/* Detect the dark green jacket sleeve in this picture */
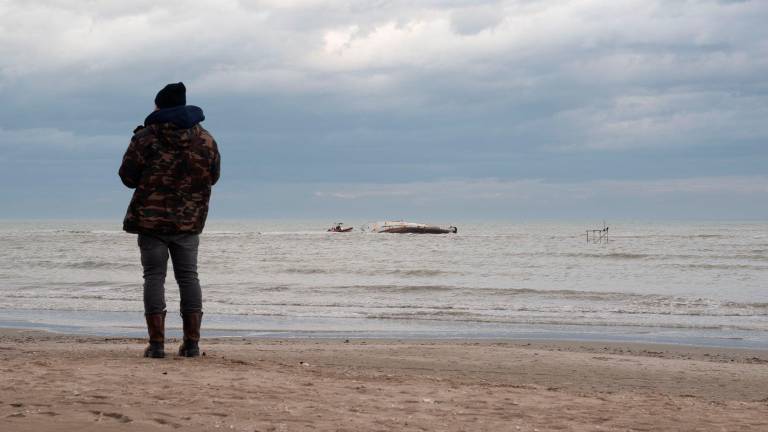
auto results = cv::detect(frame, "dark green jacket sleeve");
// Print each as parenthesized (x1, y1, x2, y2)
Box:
(210, 138, 221, 186)
(118, 131, 146, 189)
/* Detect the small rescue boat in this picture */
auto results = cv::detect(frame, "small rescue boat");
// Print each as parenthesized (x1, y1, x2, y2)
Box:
(328, 223, 353, 232)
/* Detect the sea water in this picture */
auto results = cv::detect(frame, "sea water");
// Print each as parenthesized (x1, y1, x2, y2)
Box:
(0, 220, 766, 347)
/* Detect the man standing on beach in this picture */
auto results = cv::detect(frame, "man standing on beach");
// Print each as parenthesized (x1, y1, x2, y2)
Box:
(119, 82, 220, 359)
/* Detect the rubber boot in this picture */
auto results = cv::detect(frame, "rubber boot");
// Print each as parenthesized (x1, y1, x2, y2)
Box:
(144, 312, 166, 358)
(178, 311, 202, 357)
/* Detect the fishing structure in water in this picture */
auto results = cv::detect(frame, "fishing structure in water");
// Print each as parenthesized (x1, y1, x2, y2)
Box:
(586, 222, 609, 244)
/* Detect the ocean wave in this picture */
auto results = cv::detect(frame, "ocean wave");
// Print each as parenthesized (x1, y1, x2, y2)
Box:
(283, 267, 333, 275)
(557, 252, 653, 260)
(52, 230, 93, 234)
(259, 285, 291, 292)
(259, 231, 331, 236)
(501, 251, 767, 261)
(602, 234, 727, 240)
(0, 305, 144, 314)
(5, 293, 107, 300)
(385, 269, 459, 277)
(361, 313, 768, 332)
(722, 301, 768, 309)
(338, 284, 458, 293)
(65, 260, 137, 270)
(279, 268, 462, 277)
(365, 310, 474, 319)
(23, 260, 138, 270)
(726, 254, 768, 261)
(209, 299, 464, 311)
(669, 263, 768, 271)
(38, 229, 124, 235)
(205, 231, 261, 237)
(204, 287, 768, 318)
(311, 285, 768, 311)
(339, 286, 625, 299)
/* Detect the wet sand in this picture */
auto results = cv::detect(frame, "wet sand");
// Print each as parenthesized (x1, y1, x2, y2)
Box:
(1, 329, 768, 431)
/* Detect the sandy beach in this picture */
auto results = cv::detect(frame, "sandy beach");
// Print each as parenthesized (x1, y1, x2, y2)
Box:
(1, 330, 767, 431)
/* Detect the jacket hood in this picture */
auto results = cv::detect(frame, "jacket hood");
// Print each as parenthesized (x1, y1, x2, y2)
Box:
(144, 105, 205, 129)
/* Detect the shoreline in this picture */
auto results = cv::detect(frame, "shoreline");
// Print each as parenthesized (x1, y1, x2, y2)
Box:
(2, 308, 768, 350)
(2, 329, 768, 431)
(4, 327, 768, 364)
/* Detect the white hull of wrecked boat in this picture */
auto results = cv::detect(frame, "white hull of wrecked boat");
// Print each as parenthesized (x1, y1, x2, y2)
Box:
(368, 221, 457, 234)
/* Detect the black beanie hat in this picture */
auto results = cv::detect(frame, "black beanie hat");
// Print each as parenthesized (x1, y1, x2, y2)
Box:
(154, 82, 186, 109)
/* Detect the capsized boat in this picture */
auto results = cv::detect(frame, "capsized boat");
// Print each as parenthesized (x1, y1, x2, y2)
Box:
(368, 221, 457, 234)
(327, 223, 353, 232)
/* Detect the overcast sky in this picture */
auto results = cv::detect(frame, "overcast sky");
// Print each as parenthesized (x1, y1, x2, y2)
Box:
(1, 0, 766, 221)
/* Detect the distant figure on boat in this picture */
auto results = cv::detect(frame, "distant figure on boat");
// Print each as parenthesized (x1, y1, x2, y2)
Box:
(328, 223, 353, 232)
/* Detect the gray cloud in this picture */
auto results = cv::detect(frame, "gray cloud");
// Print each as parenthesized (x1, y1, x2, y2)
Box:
(312, 176, 768, 204)
(0, 0, 766, 218)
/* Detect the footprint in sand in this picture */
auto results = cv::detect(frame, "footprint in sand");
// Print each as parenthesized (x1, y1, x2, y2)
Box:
(154, 417, 183, 428)
(91, 410, 132, 423)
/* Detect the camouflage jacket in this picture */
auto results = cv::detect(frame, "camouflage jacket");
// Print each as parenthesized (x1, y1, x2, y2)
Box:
(119, 105, 220, 234)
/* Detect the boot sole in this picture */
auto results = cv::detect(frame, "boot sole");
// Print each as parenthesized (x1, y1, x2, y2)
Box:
(178, 349, 200, 358)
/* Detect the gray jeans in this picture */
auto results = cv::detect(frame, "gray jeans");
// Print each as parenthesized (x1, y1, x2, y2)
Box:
(138, 233, 202, 315)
